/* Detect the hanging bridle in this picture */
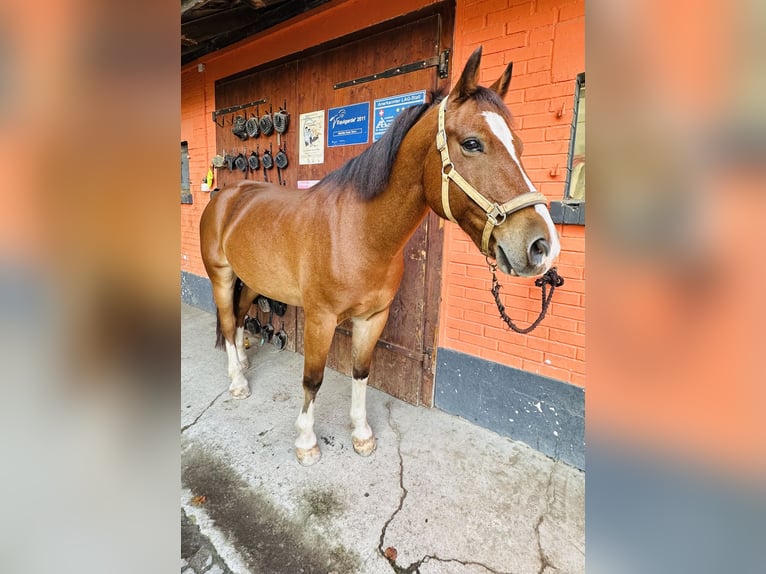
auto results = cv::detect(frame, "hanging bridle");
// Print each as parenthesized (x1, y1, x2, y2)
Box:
(435, 96, 549, 256)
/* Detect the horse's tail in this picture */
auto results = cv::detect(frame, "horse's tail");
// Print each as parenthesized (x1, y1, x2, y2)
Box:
(215, 277, 244, 349)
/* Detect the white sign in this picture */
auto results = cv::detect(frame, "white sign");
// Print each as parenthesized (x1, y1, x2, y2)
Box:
(299, 110, 325, 165)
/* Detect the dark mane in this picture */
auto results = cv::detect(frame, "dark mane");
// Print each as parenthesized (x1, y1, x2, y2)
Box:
(317, 92, 442, 200)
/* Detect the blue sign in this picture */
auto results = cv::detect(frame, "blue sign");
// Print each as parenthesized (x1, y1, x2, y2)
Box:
(373, 90, 427, 142)
(327, 102, 370, 147)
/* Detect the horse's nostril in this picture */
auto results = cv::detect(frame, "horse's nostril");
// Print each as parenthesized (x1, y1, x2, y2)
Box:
(529, 237, 549, 265)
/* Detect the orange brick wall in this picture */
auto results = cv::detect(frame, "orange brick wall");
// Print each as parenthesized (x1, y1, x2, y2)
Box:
(439, 0, 585, 386)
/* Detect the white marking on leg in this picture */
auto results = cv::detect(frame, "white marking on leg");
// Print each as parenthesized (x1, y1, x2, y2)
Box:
(350, 377, 373, 441)
(295, 400, 317, 450)
(235, 326, 249, 368)
(225, 339, 241, 378)
(226, 339, 250, 398)
(235, 326, 246, 359)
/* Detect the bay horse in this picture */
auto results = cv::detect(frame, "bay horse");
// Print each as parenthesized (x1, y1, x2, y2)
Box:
(199, 47, 560, 465)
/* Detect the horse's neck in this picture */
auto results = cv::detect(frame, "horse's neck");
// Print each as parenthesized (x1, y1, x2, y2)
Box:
(365, 115, 436, 259)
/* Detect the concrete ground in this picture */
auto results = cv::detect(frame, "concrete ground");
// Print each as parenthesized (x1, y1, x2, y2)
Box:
(181, 303, 584, 574)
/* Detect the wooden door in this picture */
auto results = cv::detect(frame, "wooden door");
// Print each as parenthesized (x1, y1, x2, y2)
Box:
(213, 4, 453, 405)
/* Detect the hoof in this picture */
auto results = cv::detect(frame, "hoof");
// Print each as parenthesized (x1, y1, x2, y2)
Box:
(228, 382, 251, 399)
(352, 435, 376, 457)
(296, 445, 321, 466)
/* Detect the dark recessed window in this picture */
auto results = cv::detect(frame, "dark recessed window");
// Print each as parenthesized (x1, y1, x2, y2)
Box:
(550, 73, 585, 225)
(181, 141, 192, 204)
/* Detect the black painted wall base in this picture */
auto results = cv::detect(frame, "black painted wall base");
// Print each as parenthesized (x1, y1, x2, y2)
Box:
(434, 348, 584, 470)
(181, 271, 215, 314)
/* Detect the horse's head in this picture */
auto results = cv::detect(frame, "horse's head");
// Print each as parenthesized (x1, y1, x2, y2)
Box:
(426, 46, 560, 276)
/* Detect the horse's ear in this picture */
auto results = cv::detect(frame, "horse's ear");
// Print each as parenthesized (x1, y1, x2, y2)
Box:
(490, 61, 513, 98)
(451, 46, 483, 101)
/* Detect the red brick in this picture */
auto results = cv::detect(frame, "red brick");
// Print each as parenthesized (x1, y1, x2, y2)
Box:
(526, 361, 571, 382)
(517, 127, 546, 142)
(526, 336, 577, 358)
(519, 111, 560, 129)
(460, 330, 499, 350)
(558, 278, 584, 296)
(463, 23, 507, 46)
(503, 41, 554, 63)
(479, 347, 524, 369)
(537, 313, 578, 332)
(491, 3, 533, 26)
(545, 124, 572, 141)
(553, 263, 583, 280)
(545, 354, 585, 375)
(509, 70, 551, 90)
(483, 32, 528, 55)
(558, 1, 585, 22)
(498, 341, 543, 362)
(549, 327, 585, 347)
(476, 0, 510, 14)
(550, 303, 585, 322)
(522, 140, 570, 155)
(511, 100, 549, 117)
(446, 284, 466, 299)
(557, 249, 585, 266)
(570, 372, 586, 387)
(526, 55, 551, 74)
(447, 262, 467, 277)
(525, 82, 575, 101)
(529, 25, 555, 44)
(447, 317, 483, 336)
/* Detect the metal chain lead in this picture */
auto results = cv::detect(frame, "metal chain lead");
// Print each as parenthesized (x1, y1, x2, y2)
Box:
(488, 260, 564, 334)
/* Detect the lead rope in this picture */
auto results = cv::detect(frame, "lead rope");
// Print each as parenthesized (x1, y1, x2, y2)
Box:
(488, 258, 564, 334)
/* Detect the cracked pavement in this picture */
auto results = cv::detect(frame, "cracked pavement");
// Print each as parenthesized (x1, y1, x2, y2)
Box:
(182, 303, 584, 573)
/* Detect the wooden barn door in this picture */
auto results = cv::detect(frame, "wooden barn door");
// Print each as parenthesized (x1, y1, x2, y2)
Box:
(214, 4, 453, 406)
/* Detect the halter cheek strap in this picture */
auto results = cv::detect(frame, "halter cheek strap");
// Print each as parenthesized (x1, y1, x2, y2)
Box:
(435, 97, 548, 256)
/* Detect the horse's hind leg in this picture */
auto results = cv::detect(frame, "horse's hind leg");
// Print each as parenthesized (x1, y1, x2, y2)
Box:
(210, 268, 251, 399)
(349, 309, 390, 456)
(234, 282, 258, 370)
(294, 311, 337, 466)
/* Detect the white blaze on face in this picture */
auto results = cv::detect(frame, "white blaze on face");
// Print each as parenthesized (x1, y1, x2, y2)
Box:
(481, 111, 561, 262)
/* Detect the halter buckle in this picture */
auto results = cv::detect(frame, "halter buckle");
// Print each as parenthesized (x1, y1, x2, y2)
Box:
(487, 204, 507, 226)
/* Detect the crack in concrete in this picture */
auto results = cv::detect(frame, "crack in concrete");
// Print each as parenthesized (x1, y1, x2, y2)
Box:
(535, 462, 558, 574)
(377, 402, 514, 574)
(181, 390, 226, 433)
(378, 401, 411, 573)
(419, 554, 515, 573)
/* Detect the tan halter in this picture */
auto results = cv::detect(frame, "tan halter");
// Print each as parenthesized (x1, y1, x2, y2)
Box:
(435, 97, 548, 256)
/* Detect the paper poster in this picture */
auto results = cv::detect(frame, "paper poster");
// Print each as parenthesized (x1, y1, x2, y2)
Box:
(373, 90, 426, 142)
(327, 102, 370, 147)
(299, 110, 325, 165)
(297, 180, 320, 189)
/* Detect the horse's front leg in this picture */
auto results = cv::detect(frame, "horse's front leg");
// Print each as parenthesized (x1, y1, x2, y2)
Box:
(349, 309, 390, 456)
(295, 312, 337, 466)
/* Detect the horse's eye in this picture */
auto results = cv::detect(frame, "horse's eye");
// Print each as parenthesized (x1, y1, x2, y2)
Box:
(461, 138, 483, 153)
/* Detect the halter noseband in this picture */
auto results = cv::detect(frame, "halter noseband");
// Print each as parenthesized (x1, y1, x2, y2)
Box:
(435, 97, 548, 256)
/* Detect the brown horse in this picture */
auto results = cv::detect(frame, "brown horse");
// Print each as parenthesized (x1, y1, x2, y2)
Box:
(199, 47, 560, 465)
